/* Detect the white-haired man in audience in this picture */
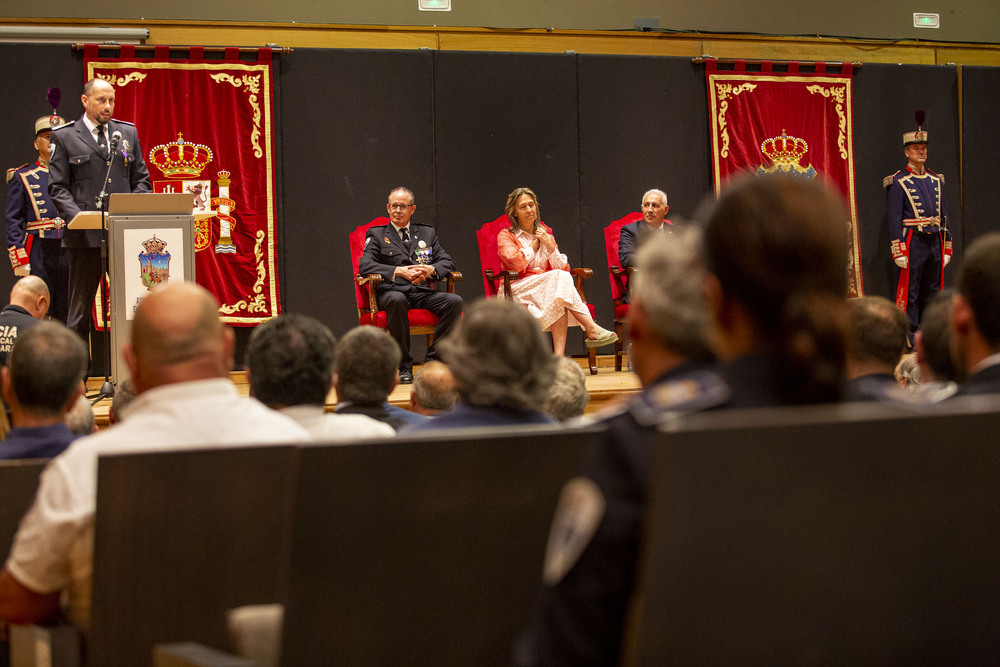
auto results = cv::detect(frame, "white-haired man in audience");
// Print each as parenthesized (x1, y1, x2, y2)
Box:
(0, 282, 309, 631)
(517, 228, 722, 665)
(542, 356, 589, 422)
(245, 313, 394, 441)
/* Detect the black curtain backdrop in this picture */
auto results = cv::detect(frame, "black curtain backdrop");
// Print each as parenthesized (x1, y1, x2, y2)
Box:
(1, 44, 996, 368)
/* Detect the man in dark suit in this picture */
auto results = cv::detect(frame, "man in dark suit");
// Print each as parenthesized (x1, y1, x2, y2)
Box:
(950, 233, 1000, 396)
(359, 187, 463, 383)
(618, 189, 674, 303)
(48, 77, 151, 346)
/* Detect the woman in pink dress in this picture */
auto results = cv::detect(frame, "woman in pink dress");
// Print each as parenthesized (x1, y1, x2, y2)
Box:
(497, 187, 618, 356)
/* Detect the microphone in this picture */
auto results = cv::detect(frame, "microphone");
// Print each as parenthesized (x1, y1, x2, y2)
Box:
(110, 130, 122, 152)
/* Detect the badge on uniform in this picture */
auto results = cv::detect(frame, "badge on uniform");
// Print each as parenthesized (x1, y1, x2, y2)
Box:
(541, 477, 606, 586)
(384, 236, 390, 244)
(121, 139, 131, 166)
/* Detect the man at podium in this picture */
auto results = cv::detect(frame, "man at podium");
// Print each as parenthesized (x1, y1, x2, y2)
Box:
(48, 77, 151, 347)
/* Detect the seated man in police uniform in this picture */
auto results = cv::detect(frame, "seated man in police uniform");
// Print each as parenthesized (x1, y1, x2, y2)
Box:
(359, 187, 463, 384)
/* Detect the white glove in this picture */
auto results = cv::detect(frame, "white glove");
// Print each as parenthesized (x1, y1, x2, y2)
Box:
(13, 264, 30, 277)
(943, 254, 951, 267)
(894, 256, 908, 269)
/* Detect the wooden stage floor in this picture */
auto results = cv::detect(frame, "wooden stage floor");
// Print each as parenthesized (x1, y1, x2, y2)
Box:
(86, 355, 640, 429)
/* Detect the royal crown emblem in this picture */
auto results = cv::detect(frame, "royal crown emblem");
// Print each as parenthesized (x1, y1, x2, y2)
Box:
(149, 133, 214, 179)
(757, 129, 816, 178)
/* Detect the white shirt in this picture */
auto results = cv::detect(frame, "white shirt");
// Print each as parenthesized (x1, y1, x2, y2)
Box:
(279, 405, 394, 442)
(5, 378, 310, 629)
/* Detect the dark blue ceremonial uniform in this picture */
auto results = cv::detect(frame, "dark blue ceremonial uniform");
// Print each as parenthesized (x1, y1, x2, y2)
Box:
(5, 161, 69, 322)
(359, 222, 463, 371)
(886, 167, 951, 336)
(516, 362, 727, 666)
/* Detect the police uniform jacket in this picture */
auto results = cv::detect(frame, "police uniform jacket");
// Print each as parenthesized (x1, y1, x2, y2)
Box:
(48, 115, 151, 248)
(0, 304, 41, 366)
(359, 222, 456, 296)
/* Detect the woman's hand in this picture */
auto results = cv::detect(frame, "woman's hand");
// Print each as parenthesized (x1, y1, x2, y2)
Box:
(535, 229, 555, 252)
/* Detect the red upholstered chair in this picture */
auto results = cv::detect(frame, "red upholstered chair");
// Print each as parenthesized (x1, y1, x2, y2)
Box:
(476, 215, 598, 375)
(349, 217, 462, 349)
(604, 212, 642, 371)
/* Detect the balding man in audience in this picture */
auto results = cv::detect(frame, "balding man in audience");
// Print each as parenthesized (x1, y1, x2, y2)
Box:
(0, 276, 50, 366)
(408, 360, 458, 417)
(0, 282, 308, 631)
(245, 313, 394, 441)
(950, 233, 1000, 396)
(0, 321, 88, 460)
(844, 296, 909, 402)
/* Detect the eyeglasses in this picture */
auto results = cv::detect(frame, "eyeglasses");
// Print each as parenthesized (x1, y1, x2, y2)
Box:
(388, 203, 413, 210)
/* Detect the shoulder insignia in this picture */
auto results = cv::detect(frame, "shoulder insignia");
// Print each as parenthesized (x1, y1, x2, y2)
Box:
(52, 120, 74, 131)
(627, 369, 730, 427)
(6, 166, 21, 184)
(541, 477, 605, 586)
(883, 171, 901, 189)
(112, 119, 136, 127)
(928, 170, 945, 183)
(363, 237, 371, 248)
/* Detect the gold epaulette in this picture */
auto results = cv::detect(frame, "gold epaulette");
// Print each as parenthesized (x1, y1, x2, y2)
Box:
(883, 171, 901, 189)
(5, 163, 28, 184)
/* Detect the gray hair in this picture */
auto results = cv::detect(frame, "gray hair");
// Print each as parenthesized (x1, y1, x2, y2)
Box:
(543, 356, 589, 421)
(631, 227, 713, 361)
(334, 326, 401, 405)
(895, 353, 922, 392)
(109, 378, 137, 424)
(64, 395, 95, 435)
(642, 188, 668, 206)
(412, 361, 458, 412)
(441, 299, 555, 411)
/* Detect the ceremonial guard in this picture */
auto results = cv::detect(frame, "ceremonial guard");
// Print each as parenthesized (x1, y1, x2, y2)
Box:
(885, 111, 951, 340)
(6, 91, 68, 322)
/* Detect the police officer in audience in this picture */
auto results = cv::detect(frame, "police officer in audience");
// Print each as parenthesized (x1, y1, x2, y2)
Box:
(949, 233, 1000, 396)
(518, 175, 850, 665)
(5, 112, 68, 323)
(0, 277, 50, 367)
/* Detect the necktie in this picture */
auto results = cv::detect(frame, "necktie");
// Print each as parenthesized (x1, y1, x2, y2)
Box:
(401, 228, 410, 248)
(95, 126, 107, 155)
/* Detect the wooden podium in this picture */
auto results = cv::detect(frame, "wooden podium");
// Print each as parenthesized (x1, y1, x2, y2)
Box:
(68, 193, 203, 384)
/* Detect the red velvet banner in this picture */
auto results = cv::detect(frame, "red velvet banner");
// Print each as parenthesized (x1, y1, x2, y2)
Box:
(84, 49, 281, 325)
(707, 64, 864, 297)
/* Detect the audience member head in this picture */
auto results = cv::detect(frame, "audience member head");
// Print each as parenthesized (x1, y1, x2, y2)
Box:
(543, 357, 589, 422)
(640, 189, 669, 228)
(628, 228, 713, 385)
(124, 282, 233, 394)
(915, 289, 956, 383)
(245, 314, 336, 408)
(952, 233, 1000, 379)
(65, 395, 96, 435)
(442, 298, 555, 411)
(333, 325, 401, 405)
(845, 296, 909, 379)
(109, 378, 137, 424)
(9, 276, 50, 320)
(409, 361, 458, 416)
(894, 353, 922, 392)
(1, 320, 87, 423)
(697, 174, 849, 404)
(505, 187, 541, 233)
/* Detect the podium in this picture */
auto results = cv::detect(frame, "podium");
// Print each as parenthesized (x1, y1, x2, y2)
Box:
(67, 193, 201, 383)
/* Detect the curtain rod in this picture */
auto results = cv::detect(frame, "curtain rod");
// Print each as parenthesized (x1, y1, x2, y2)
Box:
(72, 43, 293, 54)
(692, 56, 862, 68)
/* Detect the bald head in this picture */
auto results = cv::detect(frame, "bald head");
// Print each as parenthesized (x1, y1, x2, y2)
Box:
(10, 276, 50, 320)
(125, 282, 233, 392)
